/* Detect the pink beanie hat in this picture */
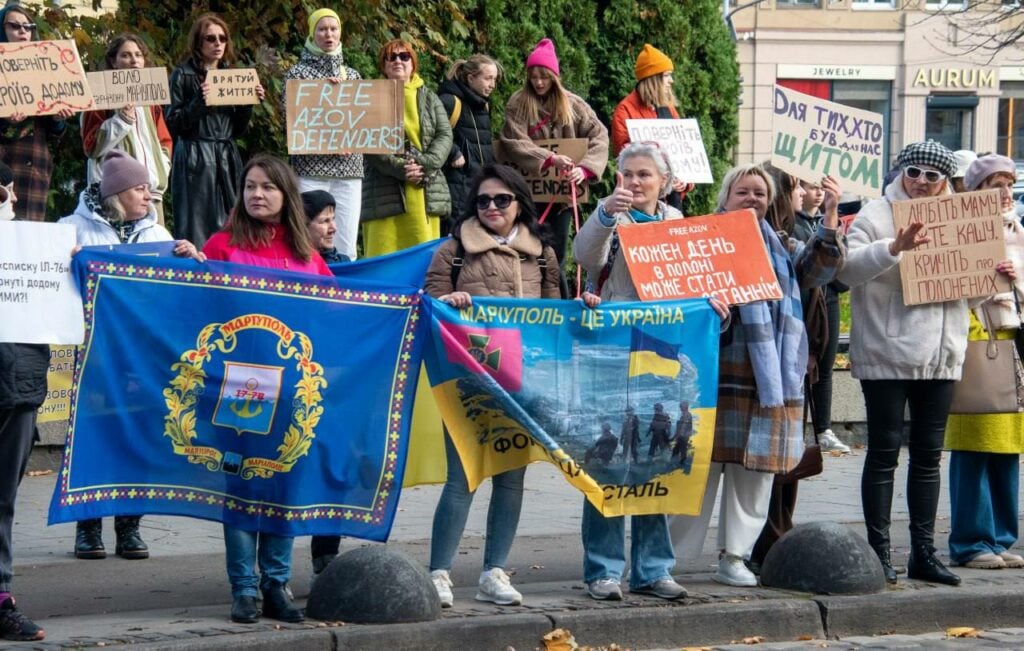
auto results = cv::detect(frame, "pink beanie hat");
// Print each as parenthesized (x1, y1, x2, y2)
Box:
(526, 38, 559, 77)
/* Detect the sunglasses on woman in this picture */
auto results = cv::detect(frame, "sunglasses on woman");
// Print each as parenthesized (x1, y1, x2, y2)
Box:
(904, 166, 945, 184)
(204, 34, 229, 44)
(475, 193, 515, 210)
(4, 21, 35, 33)
(387, 52, 412, 62)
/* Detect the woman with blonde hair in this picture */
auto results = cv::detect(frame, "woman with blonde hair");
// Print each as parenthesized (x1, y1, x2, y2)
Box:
(499, 38, 608, 265)
(360, 39, 452, 257)
(439, 54, 502, 224)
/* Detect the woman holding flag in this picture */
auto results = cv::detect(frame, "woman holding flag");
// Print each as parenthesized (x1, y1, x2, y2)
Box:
(668, 164, 844, 588)
(573, 142, 726, 601)
(423, 164, 596, 607)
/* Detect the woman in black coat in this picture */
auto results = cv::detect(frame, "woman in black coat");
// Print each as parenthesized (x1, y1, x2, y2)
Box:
(166, 13, 265, 248)
(437, 54, 500, 228)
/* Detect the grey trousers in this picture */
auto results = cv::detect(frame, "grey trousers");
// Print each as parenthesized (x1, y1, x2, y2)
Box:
(0, 406, 38, 593)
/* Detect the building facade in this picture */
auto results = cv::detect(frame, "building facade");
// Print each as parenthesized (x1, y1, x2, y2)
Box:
(732, 0, 1024, 168)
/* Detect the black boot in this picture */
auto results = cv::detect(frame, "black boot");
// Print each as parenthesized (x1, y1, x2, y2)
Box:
(261, 582, 304, 623)
(873, 546, 898, 584)
(230, 595, 261, 623)
(114, 516, 149, 559)
(74, 519, 106, 559)
(908, 545, 961, 586)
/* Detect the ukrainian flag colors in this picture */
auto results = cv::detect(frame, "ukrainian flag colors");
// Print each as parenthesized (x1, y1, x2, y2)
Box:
(628, 328, 681, 379)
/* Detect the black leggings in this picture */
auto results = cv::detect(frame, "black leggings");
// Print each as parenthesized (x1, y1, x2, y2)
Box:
(860, 379, 954, 551)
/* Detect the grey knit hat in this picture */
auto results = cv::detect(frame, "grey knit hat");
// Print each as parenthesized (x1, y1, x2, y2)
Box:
(964, 154, 1016, 192)
(100, 150, 149, 199)
(895, 140, 957, 180)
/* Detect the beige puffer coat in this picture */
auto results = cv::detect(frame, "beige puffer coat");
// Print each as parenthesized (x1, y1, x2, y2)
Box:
(424, 217, 562, 299)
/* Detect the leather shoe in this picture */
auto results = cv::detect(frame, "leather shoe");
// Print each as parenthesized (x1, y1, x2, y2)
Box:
(230, 595, 261, 623)
(114, 516, 149, 560)
(261, 583, 304, 623)
(74, 519, 106, 559)
(908, 545, 961, 586)
(874, 547, 897, 584)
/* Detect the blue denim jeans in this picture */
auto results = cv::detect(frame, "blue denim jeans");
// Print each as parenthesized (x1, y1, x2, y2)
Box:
(581, 499, 675, 589)
(948, 450, 1020, 564)
(429, 431, 525, 571)
(223, 525, 294, 597)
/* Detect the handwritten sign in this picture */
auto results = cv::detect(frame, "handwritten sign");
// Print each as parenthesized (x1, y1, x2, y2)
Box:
(616, 209, 783, 304)
(206, 68, 260, 106)
(625, 119, 713, 184)
(892, 189, 1010, 305)
(37, 345, 75, 424)
(86, 67, 169, 111)
(0, 39, 93, 117)
(771, 85, 883, 198)
(0, 222, 83, 344)
(286, 79, 403, 155)
(495, 138, 590, 203)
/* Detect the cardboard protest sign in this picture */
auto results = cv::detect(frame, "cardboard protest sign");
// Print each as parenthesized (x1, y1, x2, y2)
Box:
(0, 39, 93, 117)
(286, 79, 403, 155)
(625, 119, 713, 184)
(37, 345, 75, 424)
(495, 138, 590, 203)
(771, 85, 884, 198)
(0, 222, 83, 344)
(616, 210, 783, 304)
(86, 67, 169, 111)
(206, 68, 260, 106)
(892, 189, 1010, 306)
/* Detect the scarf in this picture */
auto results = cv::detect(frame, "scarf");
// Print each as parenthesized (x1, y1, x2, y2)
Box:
(737, 218, 808, 408)
(627, 207, 659, 223)
(304, 8, 343, 56)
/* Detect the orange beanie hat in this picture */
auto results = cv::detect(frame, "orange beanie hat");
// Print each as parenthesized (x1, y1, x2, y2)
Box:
(634, 44, 673, 81)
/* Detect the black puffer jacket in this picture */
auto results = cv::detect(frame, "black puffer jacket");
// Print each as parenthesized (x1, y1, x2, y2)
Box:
(438, 78, 494, 216)
(0, 343, 48, 410)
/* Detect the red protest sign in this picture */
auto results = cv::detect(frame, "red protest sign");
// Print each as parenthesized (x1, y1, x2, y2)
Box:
(616, 210, 783, 305)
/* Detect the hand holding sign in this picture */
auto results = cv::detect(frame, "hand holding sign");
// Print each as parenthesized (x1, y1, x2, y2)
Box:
(820, 175, 841, 228)
(605, 171, 633, 215)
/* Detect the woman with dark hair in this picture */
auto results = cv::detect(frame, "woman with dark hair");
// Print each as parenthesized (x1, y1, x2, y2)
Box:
(499, 38, 608, 265)
(438, 54, 502, 224)
(361, 38, 452, 257)
(167, 13, 265, 249)
(0, 3, 73, 222)
(424, 164, 596, 608)
(82, 33, 173, 223)
(203, 155, 330, 624)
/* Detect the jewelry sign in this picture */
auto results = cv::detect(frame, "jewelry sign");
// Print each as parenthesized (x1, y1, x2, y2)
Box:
(0, 39, 94, 117)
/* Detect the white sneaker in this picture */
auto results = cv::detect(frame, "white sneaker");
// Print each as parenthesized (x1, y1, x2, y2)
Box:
(819, 429, 851, 454)
(713, 553, 758, 587)
(430, 569, 454, 608)
(475, 568, 523, 605)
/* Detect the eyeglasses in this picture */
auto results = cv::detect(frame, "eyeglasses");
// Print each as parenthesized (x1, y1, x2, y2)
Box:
(4, 22, 35, 32)
(203, 34, 229, 44)
(475, 193, 515, 210)
(904, 165, 945, 184)
(387, 52, 412, 63)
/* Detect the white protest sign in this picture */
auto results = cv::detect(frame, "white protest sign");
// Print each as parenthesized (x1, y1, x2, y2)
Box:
(625, 119, 713, 184)
(0, 222, 83, 344)
(771, 85, 884, 198)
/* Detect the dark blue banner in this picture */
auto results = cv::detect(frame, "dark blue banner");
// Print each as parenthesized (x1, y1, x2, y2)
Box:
(48, 250, 426, 540)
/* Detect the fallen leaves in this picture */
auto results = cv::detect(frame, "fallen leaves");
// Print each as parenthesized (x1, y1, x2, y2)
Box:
(734, 636, 765, 645)
(946, 627, 979, 638)
(26, 469, 52, 477)
(530, 564, 545, 570)
(540, 628, 627, 651)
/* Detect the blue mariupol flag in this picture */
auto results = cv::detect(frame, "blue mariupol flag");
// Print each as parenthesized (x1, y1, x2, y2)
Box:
(48, 249, 426, 540)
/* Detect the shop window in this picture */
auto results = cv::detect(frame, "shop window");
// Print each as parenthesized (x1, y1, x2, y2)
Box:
(998, 82, 1024, 159)
(925, 95, 977, 152)
(925, 0, 965, 8)
(776, 0, 822, 6)
(833, 80, 892, 168)
(851, 0, 896, 8)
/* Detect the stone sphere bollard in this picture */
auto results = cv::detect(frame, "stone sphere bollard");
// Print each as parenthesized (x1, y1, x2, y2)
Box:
(760, 522, 887, 595)
(306, 546, 441, 623)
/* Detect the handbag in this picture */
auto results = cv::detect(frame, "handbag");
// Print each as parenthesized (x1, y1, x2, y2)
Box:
(775, 379, 823, 485)
(950, 303, 1024, 415)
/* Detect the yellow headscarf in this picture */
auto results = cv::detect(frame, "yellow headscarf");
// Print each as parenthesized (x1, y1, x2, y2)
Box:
(306, 8, 343, 56)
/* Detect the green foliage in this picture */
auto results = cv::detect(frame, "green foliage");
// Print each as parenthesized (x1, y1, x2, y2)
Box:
(35, 0, 738, 222)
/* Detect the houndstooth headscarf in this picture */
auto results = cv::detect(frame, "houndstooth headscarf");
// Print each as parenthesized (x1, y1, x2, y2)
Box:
(895, 140, 957, 179)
